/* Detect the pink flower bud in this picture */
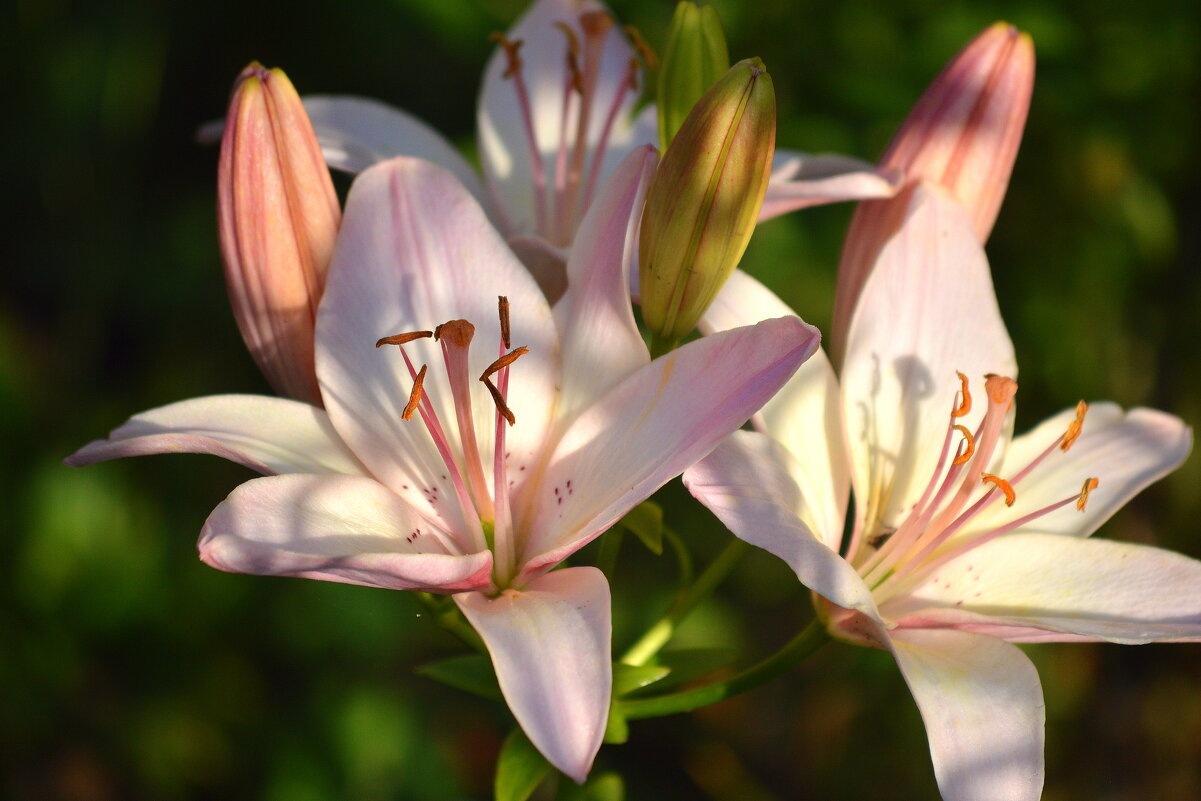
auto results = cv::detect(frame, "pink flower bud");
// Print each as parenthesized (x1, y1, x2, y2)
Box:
(218, 63, 340, 405)
(832, 24, 1034, 359)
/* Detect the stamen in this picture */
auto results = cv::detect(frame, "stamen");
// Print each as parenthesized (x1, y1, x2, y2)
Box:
(482, 377, 516, 426)
(1077, 477, 1099, 511)
(981, 473, 1016, 506)
(952, 371, 971, 417)
(437, 318, 494, 520)
(376, 330, 433, 348)
(489, 32, 524, 78)
(481, 347, 529, 381)
(623, 24, 658, 70)
(580, 57, 639, 207)
(951, 424, 975, 466)
(489, 31, 549, 236)
(554, 22, 584, 92)
(559, 11, 614, 242)
(985, 374, 1017, 408)
(498, 296, 511, 349)
(402, 364, 427, 420)
(1061, 401, 1089, 451)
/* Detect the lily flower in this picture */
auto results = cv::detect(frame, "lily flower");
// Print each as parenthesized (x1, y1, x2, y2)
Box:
(67, 151, 819, 781)
(298, 0, 896, 261)
(683, 184, 1199, 801)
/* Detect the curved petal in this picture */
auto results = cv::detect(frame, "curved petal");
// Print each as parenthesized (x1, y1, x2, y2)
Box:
(478, 0, 645, 238)
(759, 150, 900, 221)
(508, 234, 570, 304)
(841, 183, 1015, 537)
(456, 566, 610, 783)
(316, 157, 560, 530)
(888, 628, 1044, 801)
(553, 146, 655, 426)
(968, 403, 1192, 539)
(888, 532, 1201, 643)
(302, 95, 486, 195)
(684, 432, 879, 618)
(199, 474, 493, 592)
(65, 394, 366, 476)
(519, 315, 820, 578)
(701, 270, 850, 532)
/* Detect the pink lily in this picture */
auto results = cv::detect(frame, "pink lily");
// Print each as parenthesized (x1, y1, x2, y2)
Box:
(832, 22, 1035, 355)
(299, 0, 895, 257)
(683, 184, 1198, 801)
(67, 151, 819, 781)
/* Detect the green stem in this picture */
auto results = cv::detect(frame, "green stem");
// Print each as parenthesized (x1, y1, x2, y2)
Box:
(619, 620, 829, 719)
(620, 538, 749, 666)
(414, 592, 485, 652)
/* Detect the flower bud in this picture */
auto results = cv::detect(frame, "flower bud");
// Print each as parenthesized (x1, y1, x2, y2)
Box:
(832, 23, 1034, 359)
(218, 63, 340, 405)
(639, 58, 776, 346)
(657, 2, 729, 150)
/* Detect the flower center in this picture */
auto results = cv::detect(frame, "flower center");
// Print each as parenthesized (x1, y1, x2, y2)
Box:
(376, 296, 527, 585)
(854, 372, 1098, 602)
(490, 12, 652, 245)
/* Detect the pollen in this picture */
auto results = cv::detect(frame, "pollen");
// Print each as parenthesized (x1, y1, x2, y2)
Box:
(489, 32, 524, 78)
(483, 377, 516, 426)
(1077, 477, 1100, 511)
(402, 364, 427, 421)
(952, 424, 976, 466)
(952, 371, 972, 417)
(1061, 401, 1089, 451)
(481, 347, 529, 381)
(981, 473, 1016, 506)
(376, 330, 433, 348)
(498, 295, 512, 349)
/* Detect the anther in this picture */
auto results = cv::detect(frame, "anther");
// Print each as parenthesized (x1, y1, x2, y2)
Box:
(376, 330, 433, 348)
(952, 424, 976, 466)
(481, 347, 529, 381)
(981, 473, 1016, 506)
(1077, 477, 1099, 511)
(402, 364, 428, 421)
(434, 319, 475, 346)
(952, 371, 972, 417)
(498, 296, 511, 350)
(1061, 401, 1089, 451)
(489, 33, 524, 78)
(554, 22, 584, 92)
(623, 24, 658, 70)
(482, 377, 516, 425)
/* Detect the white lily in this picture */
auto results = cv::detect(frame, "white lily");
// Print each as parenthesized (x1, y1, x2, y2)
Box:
(68, 150, 819, 781)
(683, 184, 1198, 801)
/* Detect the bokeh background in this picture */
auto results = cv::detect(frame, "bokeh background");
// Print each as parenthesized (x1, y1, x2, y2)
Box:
(5, 0, 1200, 799)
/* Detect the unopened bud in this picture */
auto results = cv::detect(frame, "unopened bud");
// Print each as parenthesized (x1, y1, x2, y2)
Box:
(657, 2, 729, 150)
(218, 62, 340, 405)
(639, 58, 775, 346)
(832, 24, 1034, 360)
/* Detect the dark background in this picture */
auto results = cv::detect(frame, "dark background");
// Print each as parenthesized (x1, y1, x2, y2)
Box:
(4, 0, 1199, 799)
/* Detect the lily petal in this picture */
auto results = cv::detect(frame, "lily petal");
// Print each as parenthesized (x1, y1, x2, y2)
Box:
(316, 157, 560, 526)
(889, 628, 1044, 801)
(970, 403, 1192, 539)
(889, 532, 1201, 643)
(684, 432, 879, 618)
(200, 474, 493, 592)
(841, 184, 1015, 535)
(759, 150, 900, 221)
(456, 566, 610, 783)
(302, 95, 486, 198)
(553, 145, 655, 425)
(65, 395, 365, 476)
(520, 315, 820, 577)
(700, 269, 850, 538)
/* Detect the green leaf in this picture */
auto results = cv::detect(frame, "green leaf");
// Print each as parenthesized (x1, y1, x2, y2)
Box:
(414, 654, 501, 701)
(603, 703, 629, 745)
(613, 662, 672, 696)
(626, 648, 736, 695)
(619, 500, 664, 555)
(495, 728, 554, 801)
(561, 771, 626, 801)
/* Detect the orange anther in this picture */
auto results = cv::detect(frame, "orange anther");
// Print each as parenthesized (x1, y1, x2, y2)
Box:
(952, 371, 972, 417)
(402, 364, 428, 421)
(498, 295, 511, 350)
(1061, 401, 1089, 452)
(376, 330, 433, 348)
(480, 347, 529, 381)
(554, 22, 584, 91)
(623, 24, 658, 71)
(952, 424, 976, 466)
(482, 376, 516, 426)
(981, 473, 1016, 506)
(1076, 477, 1100, 511)
(489, 32, 524, 78)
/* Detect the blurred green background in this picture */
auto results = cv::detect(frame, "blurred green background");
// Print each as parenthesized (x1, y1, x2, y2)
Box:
(5, 0, 1200, 799)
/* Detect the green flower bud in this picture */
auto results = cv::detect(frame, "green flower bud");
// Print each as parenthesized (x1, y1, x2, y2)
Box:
(640, 58, 776, 347)
(657, 2, 729, 149)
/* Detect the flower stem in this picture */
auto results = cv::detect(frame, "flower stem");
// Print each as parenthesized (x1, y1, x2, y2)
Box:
(620, 538, 749, 666)
(414, 592, 485, 652)
(649, 333, 680, 360)
(619, 620, 829, 719)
